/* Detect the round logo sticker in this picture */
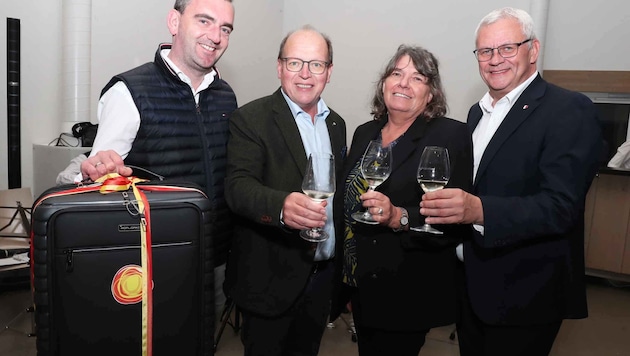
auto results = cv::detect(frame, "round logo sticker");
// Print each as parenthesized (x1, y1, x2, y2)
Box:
(111, 264, 153, 305)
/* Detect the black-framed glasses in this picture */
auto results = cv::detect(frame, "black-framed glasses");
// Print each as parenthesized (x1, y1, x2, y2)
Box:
(280, 57, 330, 75)
(473, 39, 532, 62)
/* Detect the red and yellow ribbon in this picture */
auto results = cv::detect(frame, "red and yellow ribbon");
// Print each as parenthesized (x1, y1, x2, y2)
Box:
(96, 174, 153, 356)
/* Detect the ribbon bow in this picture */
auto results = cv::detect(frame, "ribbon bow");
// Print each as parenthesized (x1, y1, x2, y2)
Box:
(95, 173, 148, 194)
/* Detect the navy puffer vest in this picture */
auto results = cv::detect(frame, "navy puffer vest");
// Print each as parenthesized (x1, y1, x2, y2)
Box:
(100, 44, 237, 266)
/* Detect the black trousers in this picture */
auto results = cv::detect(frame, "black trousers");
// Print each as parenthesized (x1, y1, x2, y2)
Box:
(350, 287, 429, 356)
(240, 260, 334, 356)
(456, 266, 562, 356)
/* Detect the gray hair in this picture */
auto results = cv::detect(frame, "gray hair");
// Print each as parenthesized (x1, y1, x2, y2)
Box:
(371, 44, 447, 121)
(277, 25, 333, 64)
(475, 7, 537, 44)
(174, 0, 233, 13)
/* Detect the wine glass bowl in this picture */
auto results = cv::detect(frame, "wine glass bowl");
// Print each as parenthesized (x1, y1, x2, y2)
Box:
(410, 146, 450, 234)
(300, 152, 335, 242)
(351, 140, 393, 224)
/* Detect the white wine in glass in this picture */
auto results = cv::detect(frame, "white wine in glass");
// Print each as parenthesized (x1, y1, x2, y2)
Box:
(410, 146, 450, 234)
(300, 152, 335, 242)
(351, 140, 393, 224)
(419, 176, 448, 193)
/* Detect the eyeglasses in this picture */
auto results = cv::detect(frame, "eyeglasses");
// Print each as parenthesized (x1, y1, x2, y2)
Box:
(473, 39, 532, 62)
(280, 57, 330, 75)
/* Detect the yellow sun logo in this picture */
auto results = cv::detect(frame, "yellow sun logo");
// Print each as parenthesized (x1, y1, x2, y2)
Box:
(111, 265, 152, 305)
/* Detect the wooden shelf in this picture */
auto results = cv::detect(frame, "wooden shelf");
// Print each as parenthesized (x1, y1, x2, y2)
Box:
(543, 70, 630, 93)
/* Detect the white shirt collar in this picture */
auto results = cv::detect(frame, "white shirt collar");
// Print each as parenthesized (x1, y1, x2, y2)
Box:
(479, 71, 538, 113)
(280, 88, 330, 120)
(160, 49, 216, 92)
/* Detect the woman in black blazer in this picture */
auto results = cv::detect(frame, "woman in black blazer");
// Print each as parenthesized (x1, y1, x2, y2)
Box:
(336, 45, 473, 355)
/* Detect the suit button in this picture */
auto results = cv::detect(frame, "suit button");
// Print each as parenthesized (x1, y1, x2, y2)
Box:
(370, 273, 378, 279)
(372, 239, 377, 245)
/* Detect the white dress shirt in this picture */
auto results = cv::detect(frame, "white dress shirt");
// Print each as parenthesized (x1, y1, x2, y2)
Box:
(456, 71, 538, 261)
(608, 139, 630, 169)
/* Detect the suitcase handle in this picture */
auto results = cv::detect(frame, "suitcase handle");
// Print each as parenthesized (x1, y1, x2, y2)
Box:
(126, 165, 165, 181)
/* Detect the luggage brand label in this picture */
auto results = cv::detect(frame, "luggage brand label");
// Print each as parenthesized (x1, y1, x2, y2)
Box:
(118, 224, 141, 233)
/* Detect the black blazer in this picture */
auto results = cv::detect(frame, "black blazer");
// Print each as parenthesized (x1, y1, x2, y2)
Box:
(224, 88, 346, 317)
(337, 115, 473, 331)
(464, 74, 602, 325)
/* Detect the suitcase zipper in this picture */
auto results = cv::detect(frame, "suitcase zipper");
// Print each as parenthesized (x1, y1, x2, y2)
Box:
(62, 241, 193, 273)
(65, 249, 74, 272)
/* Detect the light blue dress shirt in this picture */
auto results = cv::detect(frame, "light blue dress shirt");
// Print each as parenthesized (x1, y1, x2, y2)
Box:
(281, 89, 335, 261)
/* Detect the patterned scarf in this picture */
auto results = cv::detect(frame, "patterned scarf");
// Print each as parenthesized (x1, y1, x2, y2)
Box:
(342, 157, 368, 286)
(342, 134, 400, 287)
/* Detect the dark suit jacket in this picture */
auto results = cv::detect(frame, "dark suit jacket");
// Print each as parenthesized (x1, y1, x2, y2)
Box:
(464, 74, 602, 325)
(337, 116, 473, 331)
(224, 88, 346, 317)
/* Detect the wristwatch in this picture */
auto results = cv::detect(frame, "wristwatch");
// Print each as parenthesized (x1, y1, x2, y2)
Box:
(392, 207, 409, 232)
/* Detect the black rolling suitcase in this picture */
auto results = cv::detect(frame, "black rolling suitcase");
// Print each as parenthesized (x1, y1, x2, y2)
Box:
(30, 177, 214, 356)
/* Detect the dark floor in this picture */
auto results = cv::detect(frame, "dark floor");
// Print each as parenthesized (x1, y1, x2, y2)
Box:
(1, 275, 629, 355)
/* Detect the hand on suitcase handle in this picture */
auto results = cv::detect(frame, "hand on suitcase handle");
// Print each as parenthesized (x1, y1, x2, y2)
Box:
(81, 150, 133, 182)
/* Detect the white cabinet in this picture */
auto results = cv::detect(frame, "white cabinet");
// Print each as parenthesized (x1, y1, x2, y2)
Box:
(32, 145, 88, 197)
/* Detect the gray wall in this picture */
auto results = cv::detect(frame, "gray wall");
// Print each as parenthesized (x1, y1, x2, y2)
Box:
(1, 0, 629, 190)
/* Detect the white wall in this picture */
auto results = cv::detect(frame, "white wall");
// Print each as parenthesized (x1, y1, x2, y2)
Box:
(1, 0, 629, 191)
(219, 0, 283, 106)
(1, 1, 62, 191)
(90, 1, 174, 124)
(92, 0, 282, 121)
(282, 0, 529, 142)
(545, 0, 630, 70)
(284, 0, 630, 142)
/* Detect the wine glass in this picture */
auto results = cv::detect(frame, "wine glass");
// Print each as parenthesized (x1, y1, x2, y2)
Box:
(410, 146, 450, 234)
(300, 152, 336, 242)
(351, 140, 393, 224)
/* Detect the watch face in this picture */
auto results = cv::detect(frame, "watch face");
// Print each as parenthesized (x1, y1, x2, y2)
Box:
(401, 216, 409, 226)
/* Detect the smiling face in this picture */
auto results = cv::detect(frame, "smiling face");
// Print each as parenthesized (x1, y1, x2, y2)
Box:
(382, 54, 433, 120)
(476, 17, 539, 102)
(277, 29, 332, 118)
(167, 0, 234, 82)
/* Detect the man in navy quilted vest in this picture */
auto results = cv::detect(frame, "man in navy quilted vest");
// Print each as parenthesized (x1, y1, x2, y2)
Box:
(78, 0, 236, 319)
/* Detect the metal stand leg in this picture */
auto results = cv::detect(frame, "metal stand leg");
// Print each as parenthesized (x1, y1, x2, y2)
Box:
(328, 311, 357, 343)
(213, 298, 241, 352)
(449, 327, 457, 341)
(1, 305, 35, 337)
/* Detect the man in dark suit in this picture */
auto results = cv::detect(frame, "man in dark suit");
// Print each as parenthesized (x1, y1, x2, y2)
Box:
(420, 7, 602, 356)
(224, 25, 346, 355)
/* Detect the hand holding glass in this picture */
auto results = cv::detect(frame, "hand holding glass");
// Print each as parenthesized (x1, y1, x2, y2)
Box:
(300, 152, 336, 242)
(351, 140, 393, 224)
(410, 146, 450, 234)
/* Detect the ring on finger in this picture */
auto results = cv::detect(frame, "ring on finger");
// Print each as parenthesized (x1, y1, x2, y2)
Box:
(377, 207, 383, 215)
(94, 162, 103, 167)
